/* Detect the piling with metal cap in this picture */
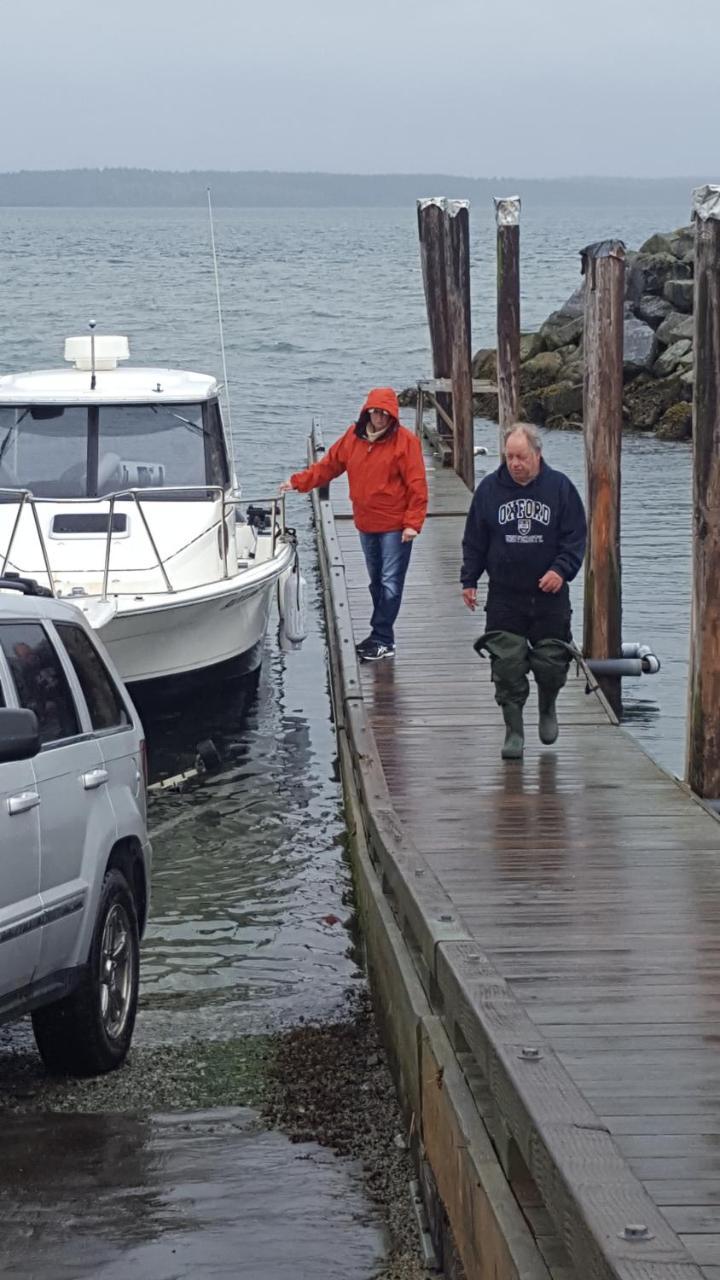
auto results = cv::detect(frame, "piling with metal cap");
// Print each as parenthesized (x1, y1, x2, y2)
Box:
(444, 199, 474, 491)
(495, 195, 521, 456)
(417, 198, 453, 445)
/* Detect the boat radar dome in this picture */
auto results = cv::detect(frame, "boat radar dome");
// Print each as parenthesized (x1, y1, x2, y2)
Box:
(64, 335, 130, 371)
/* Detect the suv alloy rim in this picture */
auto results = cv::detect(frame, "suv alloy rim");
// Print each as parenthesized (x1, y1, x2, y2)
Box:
(100, 903, 135, 1040)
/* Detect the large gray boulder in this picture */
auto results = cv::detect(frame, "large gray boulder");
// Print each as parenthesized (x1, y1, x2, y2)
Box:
(636, 294, 672, 329)
(667, 225, 695, 262)
(623, 374, 687, 429)
(520, 331, 545, 362)
(663, 279, 694, 312)
(656, 402, 692, 440)
(639, 227, 694, 262)
(520, 350, 564, 391)
(472, 347, 496, 380)
(539, 382, 583, 419)
(540, 313, 584, 351)
(638, 232, 676, 256)
(627, 252, 692, 303)
(557, 282, 586, 319)
(653, 339, 692, 378)
(656, 311, 694, 346)
(624, 317, 657, 374)
(523, 381, 583, 426)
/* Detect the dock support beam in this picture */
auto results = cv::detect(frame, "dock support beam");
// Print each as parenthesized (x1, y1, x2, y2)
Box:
(444, 200, 475, 491)
(417, 199, 453, 446)
(687, 185, 720, 798)
(581, 239, 625, 718)
(495, 195, 521, 457)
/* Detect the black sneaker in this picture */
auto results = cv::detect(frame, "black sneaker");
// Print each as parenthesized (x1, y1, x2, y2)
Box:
(355, 635, 375, 654)
(359, 641, 395, 661)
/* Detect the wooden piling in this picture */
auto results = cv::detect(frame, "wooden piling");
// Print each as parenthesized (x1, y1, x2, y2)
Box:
(687, 185, 720, 797)
(417, 199, 453, 443)
(581, 239, 625, 717)
(495, 196, 521, 454)
(444, 200, 475, 491)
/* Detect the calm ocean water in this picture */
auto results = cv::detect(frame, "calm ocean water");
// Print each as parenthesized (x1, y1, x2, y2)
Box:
(0, 197, 694, 1029)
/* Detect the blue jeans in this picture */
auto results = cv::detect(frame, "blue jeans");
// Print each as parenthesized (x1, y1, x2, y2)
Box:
(358, 530, 412, 646)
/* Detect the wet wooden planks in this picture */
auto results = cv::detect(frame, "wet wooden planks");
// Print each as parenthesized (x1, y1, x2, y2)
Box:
(319, 445, 720, 1277)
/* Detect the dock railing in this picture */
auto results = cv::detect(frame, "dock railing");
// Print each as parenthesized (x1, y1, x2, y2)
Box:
(0, 486, 287, 600)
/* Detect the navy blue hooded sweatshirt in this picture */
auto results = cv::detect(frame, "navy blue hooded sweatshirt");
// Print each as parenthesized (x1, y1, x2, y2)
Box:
(461, 460, 587, 593)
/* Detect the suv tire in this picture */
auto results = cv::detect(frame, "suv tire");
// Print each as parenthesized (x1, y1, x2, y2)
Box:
(31, 869, 140, 1076)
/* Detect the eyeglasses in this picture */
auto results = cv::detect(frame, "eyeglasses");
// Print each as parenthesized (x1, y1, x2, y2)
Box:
(369, 407, 390, 417)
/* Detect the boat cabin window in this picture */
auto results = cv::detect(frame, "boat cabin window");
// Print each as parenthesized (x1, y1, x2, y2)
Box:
(0, 400, 229, 500)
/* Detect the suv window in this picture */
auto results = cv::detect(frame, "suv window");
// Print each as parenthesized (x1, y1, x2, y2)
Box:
(0, 623, 79, 744)
(56, 623, 130, 731)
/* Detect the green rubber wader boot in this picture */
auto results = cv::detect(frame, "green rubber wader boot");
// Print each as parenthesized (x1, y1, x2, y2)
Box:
(474, 630, 530, 762)
(501, 702, 525, 759)
(529, 638, 572, 745)
(537, 688, 559, 745)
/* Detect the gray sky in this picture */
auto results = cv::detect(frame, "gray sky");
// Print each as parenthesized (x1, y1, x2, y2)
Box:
(2, 0, 718, 176)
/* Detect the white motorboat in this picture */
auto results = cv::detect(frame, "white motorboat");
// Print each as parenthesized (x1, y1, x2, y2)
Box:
(0, 335, 298, 685)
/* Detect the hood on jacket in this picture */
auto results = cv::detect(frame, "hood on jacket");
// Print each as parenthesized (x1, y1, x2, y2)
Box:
(355, 387, 400, 438)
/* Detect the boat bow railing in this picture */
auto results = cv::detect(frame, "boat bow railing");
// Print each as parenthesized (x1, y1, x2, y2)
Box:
(0, 486, 287, 599)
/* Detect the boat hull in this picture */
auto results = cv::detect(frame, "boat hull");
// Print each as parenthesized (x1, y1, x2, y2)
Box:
(95, 569, 286, 686)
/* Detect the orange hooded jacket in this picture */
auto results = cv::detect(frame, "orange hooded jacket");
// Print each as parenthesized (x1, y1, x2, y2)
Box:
(290, 388, 428, 534)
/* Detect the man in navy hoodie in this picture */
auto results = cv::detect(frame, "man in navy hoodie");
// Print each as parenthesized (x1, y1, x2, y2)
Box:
(461, 424, 587, 760)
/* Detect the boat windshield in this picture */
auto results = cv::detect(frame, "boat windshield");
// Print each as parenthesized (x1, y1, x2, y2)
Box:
(0, 400, 229, 500)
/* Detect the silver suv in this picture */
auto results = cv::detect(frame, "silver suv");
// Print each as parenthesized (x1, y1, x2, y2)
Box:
(0, 579, 151, 1075)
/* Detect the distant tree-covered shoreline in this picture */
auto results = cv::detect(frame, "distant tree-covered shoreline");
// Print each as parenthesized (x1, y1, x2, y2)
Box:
(0, 169, 704, 208)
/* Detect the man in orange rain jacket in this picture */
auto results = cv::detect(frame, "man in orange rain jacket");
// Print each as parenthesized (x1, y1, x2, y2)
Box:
(280, 388, 428, 661)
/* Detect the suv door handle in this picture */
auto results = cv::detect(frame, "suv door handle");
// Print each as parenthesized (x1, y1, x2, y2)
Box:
(7, 791, 41, 815)
(81, 768, 109, 790)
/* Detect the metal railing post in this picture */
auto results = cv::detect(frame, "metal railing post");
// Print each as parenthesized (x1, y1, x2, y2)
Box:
(0, 491, 28, 577)
(222, 493, 229, 578)
(132, 493, 174, 594)
(102, 494, 116, 599)
(28, 497, 57, 595)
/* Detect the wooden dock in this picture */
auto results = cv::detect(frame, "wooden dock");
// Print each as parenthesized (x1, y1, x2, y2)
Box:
(311, 426, 720, 1280)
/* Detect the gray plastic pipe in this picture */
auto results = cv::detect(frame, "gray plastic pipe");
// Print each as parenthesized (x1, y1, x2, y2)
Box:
(586, 657, 644, 678)
(585, 648, 661, 678)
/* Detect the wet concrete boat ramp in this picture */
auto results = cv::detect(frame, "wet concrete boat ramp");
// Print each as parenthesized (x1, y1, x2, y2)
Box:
(312, 424, 720, 1279)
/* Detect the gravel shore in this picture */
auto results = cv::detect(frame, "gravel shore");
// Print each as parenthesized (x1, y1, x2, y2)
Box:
(262, 994, 430, 1280)
(0, 991, 434, 1280)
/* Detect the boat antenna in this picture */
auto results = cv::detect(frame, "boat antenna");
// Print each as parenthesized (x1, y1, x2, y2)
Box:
(89, 319, 96, 391)
(206, 188, 237, 487)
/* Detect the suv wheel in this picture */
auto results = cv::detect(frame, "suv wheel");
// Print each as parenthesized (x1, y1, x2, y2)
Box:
(31, 869, 140, 1076)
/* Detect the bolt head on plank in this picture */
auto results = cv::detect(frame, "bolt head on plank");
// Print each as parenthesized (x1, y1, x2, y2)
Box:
(619, 1224, 653, 1242)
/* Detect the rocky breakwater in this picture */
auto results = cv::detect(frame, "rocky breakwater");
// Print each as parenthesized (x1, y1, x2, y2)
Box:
(471, 225, 695, 440)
